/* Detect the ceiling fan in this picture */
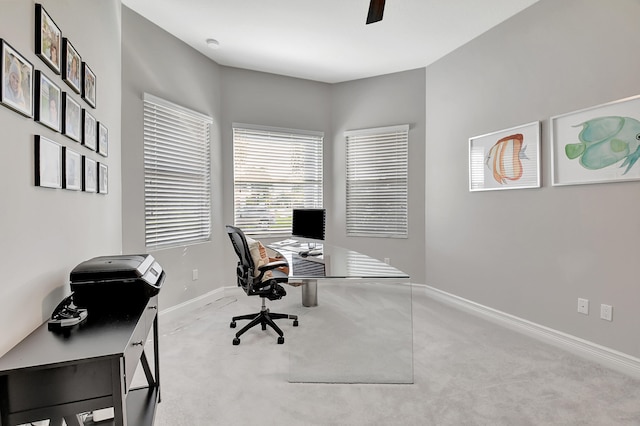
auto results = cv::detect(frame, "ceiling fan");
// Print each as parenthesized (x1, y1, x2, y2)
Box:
(366, 0, 386, 24)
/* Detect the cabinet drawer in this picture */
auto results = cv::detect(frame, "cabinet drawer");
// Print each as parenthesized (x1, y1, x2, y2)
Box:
(4, 358, 113, 413)
(123, 296, 158, 390)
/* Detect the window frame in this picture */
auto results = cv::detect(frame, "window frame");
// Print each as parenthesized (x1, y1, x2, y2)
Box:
(345, 124, 409, 239)
(232, 123, 324, 238)
(143, 93, 213, 250)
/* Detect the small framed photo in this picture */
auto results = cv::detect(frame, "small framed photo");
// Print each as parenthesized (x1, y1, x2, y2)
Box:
(82, 109, 96, 150)
(35, 135, 62, 188)
(62, 38, 81, 94)
(35, 3, 61, 74)
(98, 122, 108, 157)
(469, 121, 540, 191)
(82, 62, 96, 108)
(63, 147, 82, 190)
(551, 94, 640, 186)
(62, 93, 81, 142)
(1, 39, 33, 117)
(83, 156, 97, 192)
(98, 162, 108, 194)
(34, 70, 61, 132)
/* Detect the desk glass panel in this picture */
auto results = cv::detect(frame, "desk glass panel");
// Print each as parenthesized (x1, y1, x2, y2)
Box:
(268, 241, 413, 384)
(269, 240, 410, 280)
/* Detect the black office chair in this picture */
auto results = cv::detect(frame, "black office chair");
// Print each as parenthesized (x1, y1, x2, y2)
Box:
(226, 225, 298, 345)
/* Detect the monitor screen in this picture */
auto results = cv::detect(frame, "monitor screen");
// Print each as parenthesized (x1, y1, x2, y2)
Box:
(291, 209, 325, 241)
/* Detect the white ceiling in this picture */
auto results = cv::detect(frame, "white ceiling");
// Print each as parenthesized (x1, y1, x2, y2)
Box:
(122, 0, 539, 84)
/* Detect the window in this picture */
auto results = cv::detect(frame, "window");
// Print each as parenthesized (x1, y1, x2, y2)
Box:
(233, 123, 323, 237)
(345, 124, 409, 238)
(143, 93, 212, 250)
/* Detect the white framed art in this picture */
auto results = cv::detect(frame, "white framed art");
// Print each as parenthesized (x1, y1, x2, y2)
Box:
(83, 156, 97, 192)
(35, 135, 62, 188)
(469, 121, 540, 192)
(98, 162, 108, 194)
(63, 147, 81, 190)
(551, 94, 640, 186)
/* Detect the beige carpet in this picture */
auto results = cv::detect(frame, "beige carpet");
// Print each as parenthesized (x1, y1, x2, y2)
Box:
(287, 281, 413, 384)
(151, 284, 640, 425)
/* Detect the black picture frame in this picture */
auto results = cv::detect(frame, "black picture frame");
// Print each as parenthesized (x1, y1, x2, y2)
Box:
(98, 162, 108, 194)
(82, 109, 96, 151)
(63, 147, 82, 190)
(62, 92, 81, 142)
(1, 39, 34, 117)
(35, 3, 61, 75)
(83, 156, 97, 193)
(62, 38, 81, 94)
(35, 135, 62, 188)
(34, 70, 61, 132)
(82, 62, 96, 108)
(98, 122, 108, 157)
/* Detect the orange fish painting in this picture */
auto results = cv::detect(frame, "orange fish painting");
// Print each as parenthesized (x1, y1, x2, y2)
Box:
(485, 133, 529, 184)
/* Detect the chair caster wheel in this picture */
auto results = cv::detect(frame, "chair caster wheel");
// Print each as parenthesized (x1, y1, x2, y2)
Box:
(293, 320, 299, 327)
(230, 321, 236, 328)
(233, 337, 240, 345)
(277, 336, 284, 344)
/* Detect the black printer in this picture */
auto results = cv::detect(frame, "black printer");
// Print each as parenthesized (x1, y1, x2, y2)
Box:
(70, 254, 164, 313)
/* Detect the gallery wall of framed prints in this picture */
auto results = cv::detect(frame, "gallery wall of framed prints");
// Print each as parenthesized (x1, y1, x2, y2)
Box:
(1, 3, 109, 195)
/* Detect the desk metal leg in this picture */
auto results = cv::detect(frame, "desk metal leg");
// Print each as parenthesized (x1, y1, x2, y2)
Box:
(301, 280, 318, 307)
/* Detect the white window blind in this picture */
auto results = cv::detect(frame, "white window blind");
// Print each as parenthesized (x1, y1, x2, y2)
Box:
(345, 124, 409, 238)
(143, 93, 212, 250)
(233, 123, 323, 237)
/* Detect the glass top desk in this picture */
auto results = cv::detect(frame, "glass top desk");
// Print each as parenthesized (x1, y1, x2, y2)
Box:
(268, 240, 413, 384)
(268, 240, 409, 307)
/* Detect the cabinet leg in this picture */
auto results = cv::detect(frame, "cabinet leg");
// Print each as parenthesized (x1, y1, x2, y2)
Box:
(63, 414, 83, 426)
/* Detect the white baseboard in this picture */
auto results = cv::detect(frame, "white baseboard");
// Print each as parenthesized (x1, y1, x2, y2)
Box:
(416, 284, 640, 380)
(158, 287, 228, 325)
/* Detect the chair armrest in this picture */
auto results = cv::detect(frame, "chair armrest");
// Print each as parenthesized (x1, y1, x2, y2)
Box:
(258, 260, 288, 272)
(254, 260, 289, 287)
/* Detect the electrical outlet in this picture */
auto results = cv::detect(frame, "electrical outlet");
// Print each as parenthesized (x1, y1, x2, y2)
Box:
(192, 269, 199, 281)
(600, 304, 613, 321)
(577, 298, 589, 315)
(384, 258, 390, 265)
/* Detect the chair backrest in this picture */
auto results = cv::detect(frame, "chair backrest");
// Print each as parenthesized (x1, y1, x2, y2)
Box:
(225, 225, 256, 293)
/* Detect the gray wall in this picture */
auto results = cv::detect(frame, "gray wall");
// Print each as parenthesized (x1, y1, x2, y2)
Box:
(0, 0, 121, 356)
(219, 67, 331, 272)
(330, 69, 427, 282)
(218, 67, 427, 284)
(121, 9, 335, 308)
(425, 0, 640, 357)
(121, 7, 227, 309)
(120, 6, 427, 306)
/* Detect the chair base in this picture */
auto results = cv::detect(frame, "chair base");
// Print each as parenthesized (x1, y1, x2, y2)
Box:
(230, 301, 298, 345)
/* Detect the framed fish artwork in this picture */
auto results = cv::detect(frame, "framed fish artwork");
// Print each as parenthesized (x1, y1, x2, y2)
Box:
(551, 94, 640, 186)
(469, 121, 540, 192)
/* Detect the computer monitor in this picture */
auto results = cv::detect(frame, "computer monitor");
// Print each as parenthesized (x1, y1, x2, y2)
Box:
(291, 208, 325, 247)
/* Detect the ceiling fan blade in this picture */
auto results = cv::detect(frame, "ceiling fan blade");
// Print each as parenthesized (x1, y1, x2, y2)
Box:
(366, 0, 386, 24)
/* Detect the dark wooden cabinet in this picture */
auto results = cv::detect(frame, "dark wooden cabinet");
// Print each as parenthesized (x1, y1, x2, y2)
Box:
(0, 296, 160, 426)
